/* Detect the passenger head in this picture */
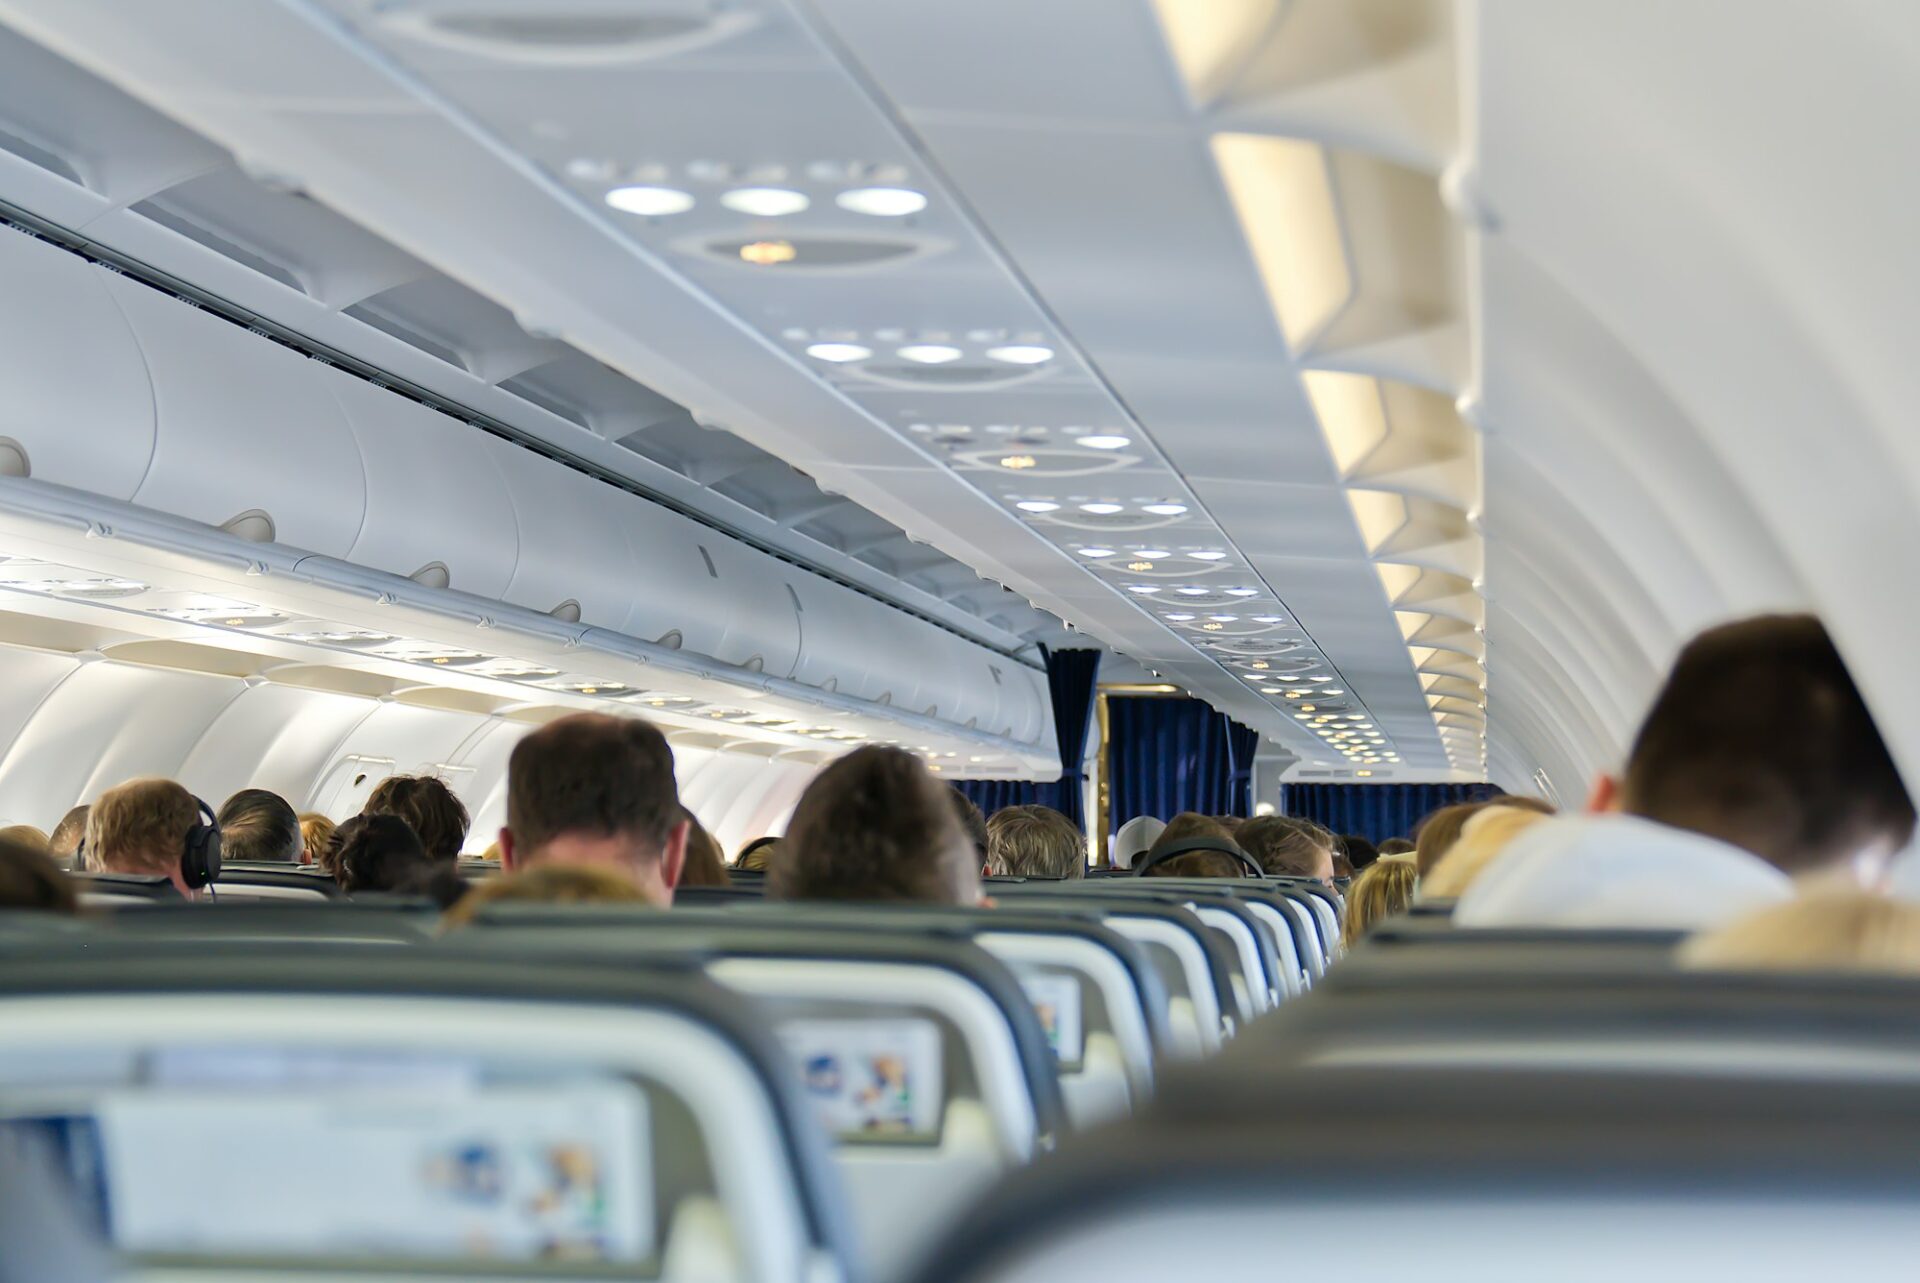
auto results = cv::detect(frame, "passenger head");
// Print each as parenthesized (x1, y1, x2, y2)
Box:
(678, 810, 731, 889)
(735, 836, 778, 873)
(500, 713, 688, 905)
(1341, 834, 1380, 872)
(986, 805, 1085, 880)
(770, 746, 980, 905)
(440, 862, 659, 930)
(216, 789, 302, 864)
(1413, 802, 1490, 879)
(1680, 892, 1920, 976)
(1422, 805, 1554, 900)
(330, 813, 435, 897)
(949, 787, 990, 869)
(48, 805, 87, 867)
(1141, 813, 1245, 879)
(85, 779, 204, 896)
(1342, 859, 1419, 947)
(1606, 615, 1915, 884)
(363, 775, 469, 863)
(298, 813, 336, 870)
(1237, 815, 1335, 883)
(0, 826, 49, 856)
(1111, 815, 1166, 871)
(1378, 837, 1416, 857)
(0, 833, 77, 914)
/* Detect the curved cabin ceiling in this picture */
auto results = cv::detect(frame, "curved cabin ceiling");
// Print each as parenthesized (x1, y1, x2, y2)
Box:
(0, 1, 1911, 796)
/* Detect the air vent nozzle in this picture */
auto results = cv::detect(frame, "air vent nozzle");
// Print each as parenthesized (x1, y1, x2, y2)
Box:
(409, 561, 451, 590)
(222, 509, 276, 543)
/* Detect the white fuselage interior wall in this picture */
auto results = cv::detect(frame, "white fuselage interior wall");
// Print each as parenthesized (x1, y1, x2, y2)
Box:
(0, 646, 814, 854)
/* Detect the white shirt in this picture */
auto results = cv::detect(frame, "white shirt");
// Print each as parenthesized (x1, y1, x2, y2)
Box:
(1452, 812, 1794, 930)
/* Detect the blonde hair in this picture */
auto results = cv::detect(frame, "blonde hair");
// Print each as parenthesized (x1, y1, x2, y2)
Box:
(298, 813, 337, 871)
(0, 824, 51, 854)
(1343, 859, 1418, 947)
(440, 862, 659, 930)
(86, 779, 197, 876)
(1681, 892, 1920, 975)
(1422, 805, 1551, 900)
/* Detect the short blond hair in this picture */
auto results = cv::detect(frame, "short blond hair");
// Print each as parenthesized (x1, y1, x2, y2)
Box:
(1681, 892, 1920, 975)
(87, 779, 197, 876)
(1422, 805, 1551, 900)
(440, 862, 658, 930)
(1343, 859, 1418, 947)
(986, 805, 1085, 879)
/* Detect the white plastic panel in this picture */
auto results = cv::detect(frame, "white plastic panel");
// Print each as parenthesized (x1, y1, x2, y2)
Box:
(103, 270, 367, 556)
(646, 531, 801, 674)
(785, 573, 902, 705)
(493, 442, 643, 628)
(306, 700, 493, 819)
(331, 374, 518, 600)
(0, 229, 155, 498)
(174, 682, 376, 812)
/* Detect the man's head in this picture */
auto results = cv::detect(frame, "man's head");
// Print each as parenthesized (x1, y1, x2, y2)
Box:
(330, 813, 432, 895)
(364, 775, 469, 863)
(48, 805, 87, 868)
(1237, 815, 1336, 883)
(85, 779, 202, 896)
(770, 746, 980, 905)
(949, 787, 989, 869)
(0, 832, 76, 914)
(1604, 615, 1915, 883)
(986, 805, 1086, 879)
(1140, 813, 1248, 879)
(216, 789, 302, 864)
(499, 713, 687, 904)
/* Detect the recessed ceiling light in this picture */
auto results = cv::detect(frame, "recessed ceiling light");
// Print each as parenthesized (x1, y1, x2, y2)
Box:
(1301, 705, 1317, 712)
(1208, 614, 1238, 622)
(1225, 588, 1260, 597)
(605, 185, 695, 216)
(1000, 455, 1038, 470)
(1126, 585, 1161, 594)
(1202, 623, 1224, 631)
(1126, 561, 1154, 572)
(1015, 499, 1059, 512)
(1078, 547, 1115, 558)
(836, 186, 928, 216)
(898, 344, 964, 364)
(986, 344, 1055, 365)
(721, 187, 810, 216)
(1175, 587, 1209, 596)
(1262, 688, 1283, 695)
(1134, 549, 1171, 560)
(1251, 615, 1285, 624)
(1250, 661, 1269, 670)
(1077, 434, 1131, 450)
(739, 240, 798, 266)
(805, 341, 871, 362)
(1190, 550, 1227, 561)
(1143, 503, 1188, 516)
(1165, 613, 1196, 621)
(1079, 502, 1123, 515)
(1323, 688, 1343, 695)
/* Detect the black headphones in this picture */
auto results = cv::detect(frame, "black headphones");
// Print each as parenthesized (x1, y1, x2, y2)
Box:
(1132, 837, 1265, 879)
(181, 796, 223, 890)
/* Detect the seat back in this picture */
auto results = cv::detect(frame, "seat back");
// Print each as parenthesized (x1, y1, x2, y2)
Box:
(206, 863, 342, 903)
(0, 940, 855, 1283)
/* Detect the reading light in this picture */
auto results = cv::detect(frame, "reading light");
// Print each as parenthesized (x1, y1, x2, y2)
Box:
(1165, 612, 1196, 621)
(1225, 588, 1260, 597)
(721, 187, 809, 216)
(1078, 548, 1116, 558)
(1143, 503, 1188, 516)
(836, 187, 928, 216)
(1127, 585, 1161, 594)
(738, 240, 798, 265)
(1126, 562, 1154, 572)
(806, 342, 871, 362)
(605, 185, 695, 216)
(898, 344, 964, 364)
(1190, 550, 1227, 561)
(1000, 455, 1038, 470)
(1079, 502, 1123, 514)
(1202, 623, 1223, 631)
(986, 344, 1055, 365)
(1015, 499, 1059, 512)
(1077, 434, 1131, 450)
(1175, 587, 1209, 596)
(1134, 549, 1171, 560)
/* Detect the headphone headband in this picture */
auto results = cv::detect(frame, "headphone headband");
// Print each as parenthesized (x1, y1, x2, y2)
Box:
(181, 794, 222, 890)
(1133, 836, 1265, 879)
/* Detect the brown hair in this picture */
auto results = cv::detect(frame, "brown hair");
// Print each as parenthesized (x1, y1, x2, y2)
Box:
(1237, 815, 1333, 880)
(507, 714, 680, 859)
(1145, 813, 1234, 861)
(48, 805, 88, 863)
(217, 789, 302, 863)
(330, 813, 433, 894)
(1342, 858, 1418, 947)
(364, 775, 470, 862)
(440, 863, 657, 929)
(85, 779, 198, 877)
(949, 787, 989, 862)
(0, 833, 76, 913)
(678, 809, 732, 888)
(1623, 614, 1914, 875)
(986, 805, 1085, 880)
(770, 747, 979, 905)
(1144, 850, 1248, 879)
(1377, 837, 1415, 856)
(0, 825, 50, 855)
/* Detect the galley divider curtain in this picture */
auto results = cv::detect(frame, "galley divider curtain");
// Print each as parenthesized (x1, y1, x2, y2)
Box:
(1279, 781, 1503, 844)
(954, 648, 1100, 829)
(1106, 695, 1259, 832)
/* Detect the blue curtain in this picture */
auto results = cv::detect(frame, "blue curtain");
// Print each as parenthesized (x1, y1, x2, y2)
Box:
(1279, 781, 1504, 844)
(955, 647, 1100, 829)
(1107, 695, 1258, 831)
